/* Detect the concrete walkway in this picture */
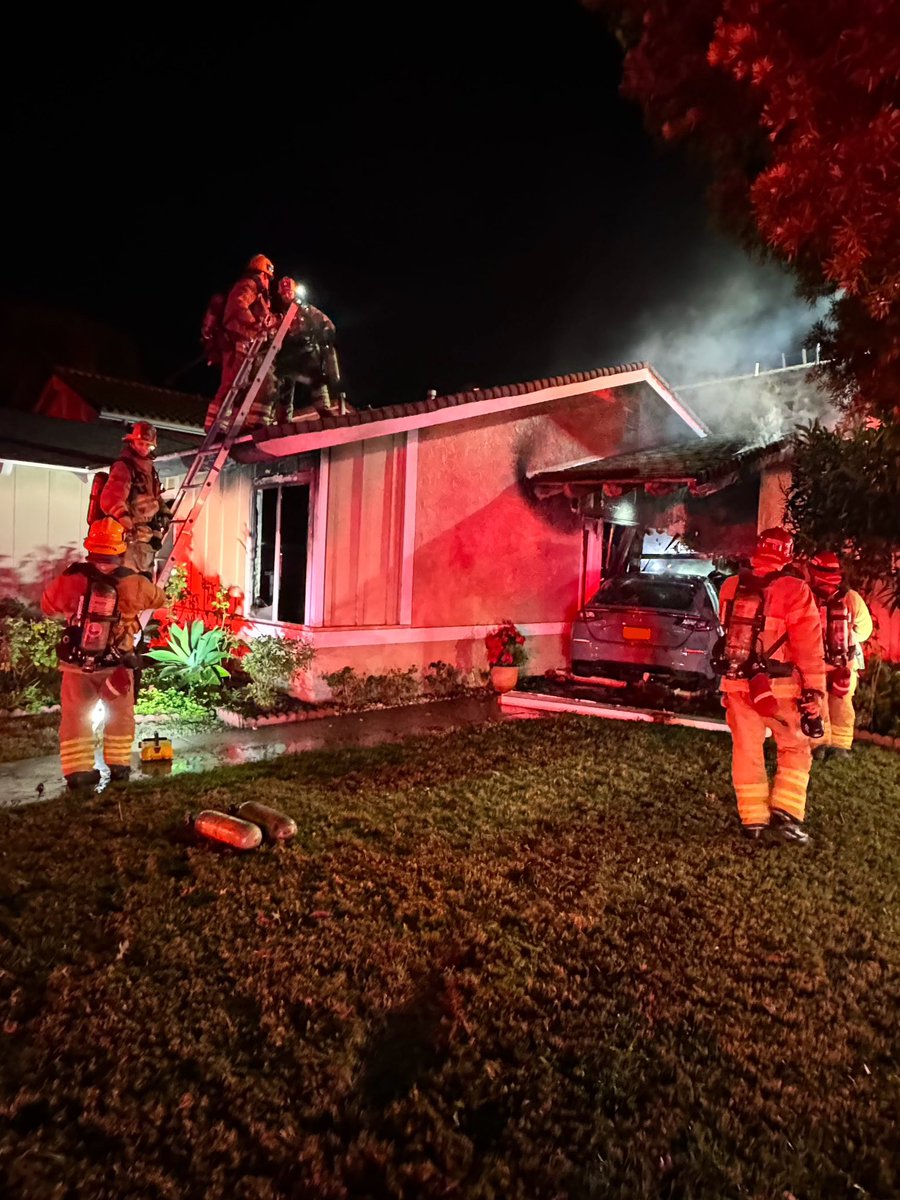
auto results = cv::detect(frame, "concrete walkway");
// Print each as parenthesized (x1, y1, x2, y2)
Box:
(0, 695, 509, 808)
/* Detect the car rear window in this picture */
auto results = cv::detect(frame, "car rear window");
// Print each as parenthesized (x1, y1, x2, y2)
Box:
(591, 578, 696, 610)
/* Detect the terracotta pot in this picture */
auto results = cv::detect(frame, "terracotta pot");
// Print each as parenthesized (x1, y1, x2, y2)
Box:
(490, 666, 519, 693)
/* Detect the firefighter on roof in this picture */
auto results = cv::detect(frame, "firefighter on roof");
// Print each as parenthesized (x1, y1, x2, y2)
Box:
(716, 528, 827, 844)
(204, 254, 277, 433)
(41, 518, 168, 790)
(272, 276, 339, 421)
(808, 551, 873, 757)
(99, 422, 168, 579)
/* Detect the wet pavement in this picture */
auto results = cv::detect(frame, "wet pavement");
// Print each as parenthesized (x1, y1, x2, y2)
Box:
(0, 695, 512, 809)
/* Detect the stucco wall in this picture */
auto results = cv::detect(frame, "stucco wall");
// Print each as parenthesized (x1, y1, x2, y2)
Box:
(324, 435, 406, 626)
(0, 464, 89, 602)
(411, 390, 631, 627)
(179, 461, 253, 594)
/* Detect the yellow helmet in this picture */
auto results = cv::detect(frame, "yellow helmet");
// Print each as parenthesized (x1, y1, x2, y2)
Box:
(247, 254, 275, 277)
(84, 518, 127, 556)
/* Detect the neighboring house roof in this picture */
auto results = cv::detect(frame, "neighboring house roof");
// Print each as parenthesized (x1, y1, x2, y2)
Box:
(36, 368, 208, 431)
(0, 410, 202, 470)
(532, 435, 789, 498)
(232, 362, 708, 461)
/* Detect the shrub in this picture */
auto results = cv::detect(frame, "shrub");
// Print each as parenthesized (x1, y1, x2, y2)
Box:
(243, 635, 315, 711)
(855, 656, 900, 737)
(422, 660, 464, 698)
(0, 612, 62, 710)
(134, 685, 212, 720)
(324, 665, 420, 709)
(146, 621, 229, 693)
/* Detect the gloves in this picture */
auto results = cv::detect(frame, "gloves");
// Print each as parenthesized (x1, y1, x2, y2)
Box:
(100, 666, 132, 701)
(799, 689, 824, 715)
(117, 514, 134, 532)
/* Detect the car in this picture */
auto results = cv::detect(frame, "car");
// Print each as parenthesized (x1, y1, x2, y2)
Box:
(570, 572, 723, 689)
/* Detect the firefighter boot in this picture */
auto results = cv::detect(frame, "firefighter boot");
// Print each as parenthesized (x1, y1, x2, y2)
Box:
(741, 824, 767, 840)
(66, 769, 101, 792)
(108, 764, 131, 783)
(769, 809, 811, 845)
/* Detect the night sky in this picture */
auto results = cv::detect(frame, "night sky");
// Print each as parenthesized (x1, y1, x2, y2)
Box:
(2, 3, 784, 410)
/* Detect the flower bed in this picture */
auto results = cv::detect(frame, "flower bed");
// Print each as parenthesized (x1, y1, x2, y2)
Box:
(215, 701, 337, 730)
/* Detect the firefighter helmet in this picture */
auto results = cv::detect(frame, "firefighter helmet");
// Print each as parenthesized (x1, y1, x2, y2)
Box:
(248, 254, 275, 277)
(84, 518, 128, 556)
(124, 421, 158, 448)
(754, 527, 794, 567)
(809, 550, 843, 591)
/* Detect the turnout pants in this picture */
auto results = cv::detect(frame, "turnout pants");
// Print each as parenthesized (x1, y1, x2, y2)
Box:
(205, 345, 273, 432)
(724, 684, 812, 827)
(59, 667, 135, 778)
(821, 669, 859, 752)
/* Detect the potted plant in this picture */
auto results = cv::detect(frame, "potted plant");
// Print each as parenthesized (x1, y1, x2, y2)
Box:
(485, 620, 527, 693)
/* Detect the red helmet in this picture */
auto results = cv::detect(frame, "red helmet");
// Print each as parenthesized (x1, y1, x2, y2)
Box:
(124, 421, 157, 447)
(248, 254, 275, 277)
(755, 527, 794, 567)
(809, 550, 843, 591)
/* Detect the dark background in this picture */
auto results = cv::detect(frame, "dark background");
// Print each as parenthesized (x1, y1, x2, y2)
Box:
(1, 3, 795, 411)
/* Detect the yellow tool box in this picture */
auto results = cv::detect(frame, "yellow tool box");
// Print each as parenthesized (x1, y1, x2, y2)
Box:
(140, 731, 174, 762)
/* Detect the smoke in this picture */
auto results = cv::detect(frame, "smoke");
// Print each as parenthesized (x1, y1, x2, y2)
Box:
(619, 246, 834, 440)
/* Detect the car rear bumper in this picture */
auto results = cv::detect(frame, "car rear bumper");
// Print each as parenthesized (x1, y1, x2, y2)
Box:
(571, 635, 717, 683)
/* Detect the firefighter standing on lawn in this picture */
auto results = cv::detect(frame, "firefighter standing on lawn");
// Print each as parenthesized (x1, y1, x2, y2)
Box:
(203, 254, 277, 432)
(808, 551, 873, 758)
(99, 422, 168, 579)
(41, 518, 168, 790)
(716, 528, 827, 843)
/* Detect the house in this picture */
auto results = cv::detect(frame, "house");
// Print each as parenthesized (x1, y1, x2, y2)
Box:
(0, 372, 204, 601)
(154, 362, 709, 688)
(4, 356, 897, 671)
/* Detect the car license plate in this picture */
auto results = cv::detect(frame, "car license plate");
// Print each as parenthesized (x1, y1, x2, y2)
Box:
(622, 626, 651, 641)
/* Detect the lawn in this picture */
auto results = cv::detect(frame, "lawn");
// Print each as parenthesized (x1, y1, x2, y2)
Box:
(1, 718, 898, 1200)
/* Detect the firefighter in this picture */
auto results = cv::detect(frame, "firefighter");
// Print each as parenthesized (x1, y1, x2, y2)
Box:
(272, 276, 338, 421)
(99, 422, 168, 579)
(808, 551, 873, 757)
(716, 528, 827, 843)
(204, 254, 277, 433)
(41, 518, 168, 790)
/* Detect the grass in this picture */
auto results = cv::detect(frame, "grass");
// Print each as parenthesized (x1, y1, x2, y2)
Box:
(1, 718, 898, 1199)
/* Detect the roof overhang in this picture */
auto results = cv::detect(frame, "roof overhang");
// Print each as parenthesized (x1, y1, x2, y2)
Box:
(228, 364, 709, 462)
(98, 409, 204, 436)
(532, 438, 790, 502)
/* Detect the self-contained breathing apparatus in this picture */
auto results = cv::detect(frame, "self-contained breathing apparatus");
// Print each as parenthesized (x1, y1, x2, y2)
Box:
(713, 571, 824, 738)
(822, 590, 853, 698)
(56, 564, 138, 673)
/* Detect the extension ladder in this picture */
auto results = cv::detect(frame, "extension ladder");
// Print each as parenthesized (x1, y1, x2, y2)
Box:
(155, 302, 298, 586)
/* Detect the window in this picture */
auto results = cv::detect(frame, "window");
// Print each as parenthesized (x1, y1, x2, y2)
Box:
(251, 482, 310, 624)
(591, 577, 697, 611)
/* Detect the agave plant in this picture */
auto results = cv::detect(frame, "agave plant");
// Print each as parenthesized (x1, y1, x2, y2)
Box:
(147, 621, 229, 692)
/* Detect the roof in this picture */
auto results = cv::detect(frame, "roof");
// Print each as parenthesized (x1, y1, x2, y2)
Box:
(532, 435, 789, 498)
(0, 410, 202, 470)
(233, 361, 708, 461)
(37, 368, 208, 431)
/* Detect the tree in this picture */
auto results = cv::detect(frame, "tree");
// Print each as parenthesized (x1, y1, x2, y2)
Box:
(589, 0, 900, 420)
(785, 420, 900, 609)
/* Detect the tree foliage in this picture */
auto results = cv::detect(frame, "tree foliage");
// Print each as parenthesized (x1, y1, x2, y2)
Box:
(590, 0, 900, 419)
(785, 420, 900, 608)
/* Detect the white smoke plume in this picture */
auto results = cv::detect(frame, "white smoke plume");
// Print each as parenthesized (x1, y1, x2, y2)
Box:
(621, 245, 834, 440)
